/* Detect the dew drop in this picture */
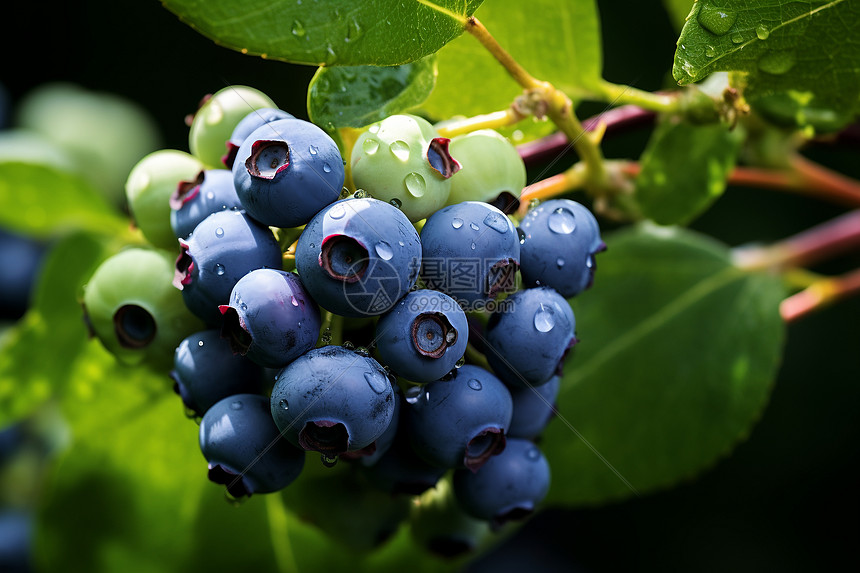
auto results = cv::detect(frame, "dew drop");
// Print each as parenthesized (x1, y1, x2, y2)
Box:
(586, 255, 595, 269)
(455, 357, 466, 368)
(390, 197, 402, 209)
(755, 24, 770, 40)
(556, 257, 565, 269)
(697, 5, 737, 36)
(206, 191, 215, 200)
(525, 446, 541, 461)
(353, 189, 370, 199)
(757, 50, 796, 74)
(215, 227, 225, 238)
(404, 172, 426, 197)
(279, 399, 289, 410)
(214, 263, 226, 276)
(329, 203, 346, 219)
(470, 242, 476, 250)
(534, 304, 555, 333)
(362, 138, 379, 154)
(230, 400, 243, 410)
(517, 228, 527, 244)
(705, 45, 716, 58)
(240, 302, 248, 311)
(398, 240, 404, 247)
(731, 32, 744, 43)
(452, 218, 464, 229)
(342, 341, 355, 350)
(323, 163, 332, 173)
(321, 454, 338, 468)
(483, 212, 510, 234)
(290, 295, 299, 307)
(389, 140, 410, 161)
(547, 207, 576, 234)
(368, 123, 380, 134)
(364, 372, 388, 394)
(469, 222, 480, 231)
(198, 340, 204, 347)
(467, 378, 482, 391)
(309, 145, 319, 155)
(405, 385, 424, 405)
(375, 241, 394, 260)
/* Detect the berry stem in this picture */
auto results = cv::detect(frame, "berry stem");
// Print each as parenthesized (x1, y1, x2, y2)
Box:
(596, 81, 681, 113)
(517, 163, 589, 216)
(435, 108, 527, 138)
(780, 268, 860, 322)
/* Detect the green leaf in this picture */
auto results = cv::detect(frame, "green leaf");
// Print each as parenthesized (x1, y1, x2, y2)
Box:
(160, 0, 483, 66)
(0, 232, 111, 427)
(0, 162, 129, 238)
(421, 0, 602, 140)
(308, 56, 437, 130)
(544, 224, 785, 505)
(673, 0, 860, 130)
(634, 117, 743, 225)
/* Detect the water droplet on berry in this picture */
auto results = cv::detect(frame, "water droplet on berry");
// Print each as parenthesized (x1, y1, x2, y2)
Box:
(533, 304, 555, 332)
(329, 203, 346, 219)
(375, 241, 394, 260)
(483, 212, 510, 233)
(343, 341, 355, 350)
(547, 207, 576, 234)
(755, 24, 770, 40)
(279, 399, 289, 410)
(215, 227, 224, 238)
(291, 20, 306, 37)
(198, 340, 204, 347)
(586, 255, 594, 269)
(323, 163, 332, 173)
(398, 240, 404, 247)
(468, 378, 482, 391)
(214, 263, 226, 276)
(362, 138, 379, 155)
(206, 191, 215, 200)
(452, 218, 464, 229)
(404, 172, 426, 197)
(470, 242, 477, 250)
(290, 296, 299, 306)
(355, 346, 369, 356)
(321, 454, 338, 468)
(230, 400, 243, 410)
(405, 385, 424, 404)
(517, 228, 527, 244)
(455, 357, 466, 368)
(309, 145, 319, 156)
(556, 257, 565, 268)
(390, 197, 402, 209)
(240, 303, 248, 311)
(368, 124, 380, 134)
(353, 189, 370, 199)
(364, 372, 388, 394)
(525, 446, 541, 461)
(309, 242, 315, 249)
(389, 140, 410, 161)
(469, 222, 480, 231)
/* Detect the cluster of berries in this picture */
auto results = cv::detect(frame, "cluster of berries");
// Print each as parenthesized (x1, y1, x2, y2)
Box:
(81, 85, 604, 531)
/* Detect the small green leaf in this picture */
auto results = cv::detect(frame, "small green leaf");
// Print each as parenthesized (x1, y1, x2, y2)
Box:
(308, 56, 437, 129)
(422, 0, 602, 141)
(0, 232, 110, 427)
(544, 224, 785, 505)
(673, 0, 860, 130)
(634, 117, 743, 225)
(161, 0, 483, 66)
(0, 162, 128, 238)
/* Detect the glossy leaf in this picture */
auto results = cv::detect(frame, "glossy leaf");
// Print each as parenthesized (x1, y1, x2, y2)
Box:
(421, 0, 602, 141)
(0, 233, 110, 427)
(543, 224, 785, 505)
(161, 0, 483, 66)
(0, 162, 128, 238)
(634, 117, 743, 225)
(673, 0, 860, 130)
(308, 56, 437, 129)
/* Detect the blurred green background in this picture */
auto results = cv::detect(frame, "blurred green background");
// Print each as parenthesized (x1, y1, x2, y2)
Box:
(1, 1, 858, 571)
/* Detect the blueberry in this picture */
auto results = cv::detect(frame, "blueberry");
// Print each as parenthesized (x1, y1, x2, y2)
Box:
(375, 289, 468, 383)
(295, 197, 421, 317)
(172, 210, 282, 325)
(169, 169, 243, 239)
(344, 386, 402, 467)
(232, 118, 343, 228)
(484, 287, 576, 388)
(420, 201, 519, 310)
(508, 375, 560, 439)
(0, 228, 45, 320)
(125, 150, 204, 250)
(219, 269, 321, 368)
(189, 85, 276, 169)
(200, 394, 305, 498)
(351, 114, 459, 222)
(518, 198, 605, 297)
(0, 510, 33, 573)
(404, 364, 513, 471)
(170, 329, 263, 417)
(223, 107, 295, 169)
(83, 248, 204, 370)
(446, 129, 526, 207)
(452, 438, 550, 524)
(270, 346, 396, 459)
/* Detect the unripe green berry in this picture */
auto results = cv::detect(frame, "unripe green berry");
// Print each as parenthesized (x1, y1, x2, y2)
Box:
(446, 129, 526, 206)
(188, 86, 276, 169)
(83, 248, 204, 370)
(351, 114, 459, 222)
(125, 150, 204, 250)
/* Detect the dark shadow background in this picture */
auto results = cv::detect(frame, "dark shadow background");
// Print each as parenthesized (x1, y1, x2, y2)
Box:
(2, 1, 858, 571)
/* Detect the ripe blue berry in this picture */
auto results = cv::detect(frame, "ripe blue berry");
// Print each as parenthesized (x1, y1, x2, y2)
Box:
(404, 365, 513, 471)
(295, 197, 421, 317)
(420, 201, 519, 309)
(452, 438, 550, 524)
(508, 375, 560, 439)
(518, 198, 605, 297)
(375, 290, 468, 383)
(223, 107, 295, 169)
(173, 210, 282, 325)
(200, 394, 305, 498)
(170, 329, 263, 417)
(232, 118, 343, 228)
(351, 114, 460, 222)
(219, 269, 321, 368)
(484, 287, 576, 388)
(169, 169, 243, 239)
(270, 346, 396, 459)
